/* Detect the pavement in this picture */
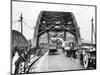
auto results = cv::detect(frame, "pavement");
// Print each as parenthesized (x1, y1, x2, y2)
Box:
(29, 49, 85, 72)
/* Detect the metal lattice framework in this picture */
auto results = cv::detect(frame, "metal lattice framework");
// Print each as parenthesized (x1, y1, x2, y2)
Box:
(34, 11, 81, 47)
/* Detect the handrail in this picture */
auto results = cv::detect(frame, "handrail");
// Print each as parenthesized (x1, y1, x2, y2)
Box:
(18, 49, 48, 74)
(26, 50, 48, 73)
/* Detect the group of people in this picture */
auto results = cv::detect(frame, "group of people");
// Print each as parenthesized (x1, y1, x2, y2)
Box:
(50, 37, 76, 58)
(12, 46, 32, 74)
(12, 45, 43, 74)
(62, 42, 76, 59)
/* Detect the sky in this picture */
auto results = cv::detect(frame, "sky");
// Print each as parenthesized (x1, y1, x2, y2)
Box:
(12, 1, 95, 43)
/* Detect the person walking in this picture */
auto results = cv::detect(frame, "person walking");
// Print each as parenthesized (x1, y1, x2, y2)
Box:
(14, 48, 27, 74)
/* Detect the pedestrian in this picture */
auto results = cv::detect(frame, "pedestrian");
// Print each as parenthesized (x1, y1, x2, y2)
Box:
(12, 46, 19, 74)
(70, 42, 76, 59)
(14, 48, 27, 74)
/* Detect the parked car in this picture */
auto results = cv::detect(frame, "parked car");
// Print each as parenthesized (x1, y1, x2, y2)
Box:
(78, 46, 96, 69)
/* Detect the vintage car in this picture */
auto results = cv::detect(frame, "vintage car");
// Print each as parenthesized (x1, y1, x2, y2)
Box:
(78, 45, 96, 69)
(48, 44, 57, 55)
(48, 38, 59, 55)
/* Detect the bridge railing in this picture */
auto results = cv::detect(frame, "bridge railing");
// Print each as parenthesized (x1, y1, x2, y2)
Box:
(17, 47, 48, 74)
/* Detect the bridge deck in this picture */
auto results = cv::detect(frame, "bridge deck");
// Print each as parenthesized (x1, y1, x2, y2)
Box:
(29, 49, 85, 72)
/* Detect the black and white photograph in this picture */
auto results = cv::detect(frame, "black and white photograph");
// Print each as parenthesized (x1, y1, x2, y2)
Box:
(11, 0, 96, 74)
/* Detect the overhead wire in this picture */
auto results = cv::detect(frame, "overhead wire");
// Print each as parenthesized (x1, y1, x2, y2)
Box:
(12, 6, 95, 34)
(23, 20, 34, 29)
(12, 18, 34, 30)
(12, 19, 19, 24)
(75, 6, 91, 16)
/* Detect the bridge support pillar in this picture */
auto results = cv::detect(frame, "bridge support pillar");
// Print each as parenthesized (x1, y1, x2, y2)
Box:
(47, 31, 50, 44)
(36, 35, 40, 48)
(64, 31, 66, 41)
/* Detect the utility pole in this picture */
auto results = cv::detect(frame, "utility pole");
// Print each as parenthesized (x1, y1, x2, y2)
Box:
(19, 13, 23, 34)
(91, 17, 94, 45)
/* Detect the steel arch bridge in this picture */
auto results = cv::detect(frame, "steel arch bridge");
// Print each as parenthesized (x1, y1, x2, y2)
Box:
(33, 11, 81, 47)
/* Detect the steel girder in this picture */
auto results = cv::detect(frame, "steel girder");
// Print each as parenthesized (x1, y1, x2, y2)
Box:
(34, 11, 81, 47)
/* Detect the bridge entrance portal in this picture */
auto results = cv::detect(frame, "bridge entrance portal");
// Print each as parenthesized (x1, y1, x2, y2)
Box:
(33, 11, 81, 48)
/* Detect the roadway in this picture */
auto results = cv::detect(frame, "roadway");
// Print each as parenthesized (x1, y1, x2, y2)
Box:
(29, 49, 85, 72)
